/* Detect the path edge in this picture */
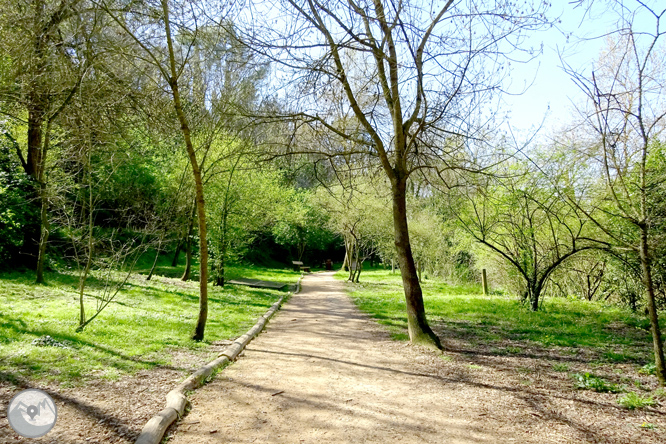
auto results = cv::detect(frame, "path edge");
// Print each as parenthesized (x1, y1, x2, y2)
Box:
(134, 275, 303, 444)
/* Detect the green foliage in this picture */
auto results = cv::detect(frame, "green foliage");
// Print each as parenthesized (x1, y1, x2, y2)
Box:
(639, 363, 656, 375)
(617, 392, 658, 410)
(271, 189, 337, 260)
(0, 131, 35, 265)
(572, 372, 623, 393)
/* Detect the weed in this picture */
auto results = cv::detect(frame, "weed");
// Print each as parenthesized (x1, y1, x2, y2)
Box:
(468, 364, 482, 370)
(640, 422, 656, 429)
(617, 392, 657, 410)
(638, 363, 656, 375)
(552, 363, 569, 372)
(572, 373, 623, 393)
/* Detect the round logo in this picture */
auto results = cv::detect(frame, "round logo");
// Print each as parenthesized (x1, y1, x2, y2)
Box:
(7, 389, 57, 438)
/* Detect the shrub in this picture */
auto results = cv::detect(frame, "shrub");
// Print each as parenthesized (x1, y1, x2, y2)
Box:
(617, 392, 657, 410)
(572, 372, 623, 393)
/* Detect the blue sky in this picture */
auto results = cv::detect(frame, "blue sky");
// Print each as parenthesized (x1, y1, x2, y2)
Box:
(500, 1, 657, 137)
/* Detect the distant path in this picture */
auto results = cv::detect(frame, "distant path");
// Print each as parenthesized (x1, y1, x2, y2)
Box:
(169, 272, 544, 443)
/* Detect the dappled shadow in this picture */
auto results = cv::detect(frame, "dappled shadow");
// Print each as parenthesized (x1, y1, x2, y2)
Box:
(0, 372, 141, 442)
(169, 272, 663, 444)
(0, 313, 192, 376)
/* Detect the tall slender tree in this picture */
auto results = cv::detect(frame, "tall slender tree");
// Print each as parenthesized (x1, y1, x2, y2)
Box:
(241, 0, 551, 349)
(564, 0, 666, 385)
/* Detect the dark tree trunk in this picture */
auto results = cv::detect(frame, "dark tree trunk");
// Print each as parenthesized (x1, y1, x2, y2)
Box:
(146, 238, 162, 281)
(391, 178, 441, 350)
(171, 238, 182, 267)
(215, 210, 228, 287)
(639, 230, 666, 385)
(19, 106, 44, 269)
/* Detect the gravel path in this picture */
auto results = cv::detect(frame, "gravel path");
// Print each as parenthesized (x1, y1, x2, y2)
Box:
(168, 272, 548, 443)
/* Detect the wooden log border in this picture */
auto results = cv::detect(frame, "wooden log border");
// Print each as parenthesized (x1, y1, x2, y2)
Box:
(134, 275, 303, 444)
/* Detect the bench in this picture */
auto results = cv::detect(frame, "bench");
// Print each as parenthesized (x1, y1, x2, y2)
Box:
(292, 261, 303, 272)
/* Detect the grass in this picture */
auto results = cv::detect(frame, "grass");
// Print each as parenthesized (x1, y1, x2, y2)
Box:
(0, 254, 300, 387)
(341, 268, 658, 365)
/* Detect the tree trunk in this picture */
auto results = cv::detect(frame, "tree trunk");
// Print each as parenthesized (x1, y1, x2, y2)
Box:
(77, 164, 94, 332)
(391, 178, 441, 350)
(639, 230, 666, 385)
(163, 0, 208, 341)
(531, 289, 540, 311)
(35, 119, 52, 283)
(181, 202, 196, 281)
(481, 269, 489, 296)
(171, 238, 182, 267)
(146, 238, 162, 281)
(19, 89, 46, 270)
(215, 209, 228, 287)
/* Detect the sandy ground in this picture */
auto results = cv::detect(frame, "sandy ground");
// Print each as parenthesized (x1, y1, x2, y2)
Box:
(168, 272, 637, 444)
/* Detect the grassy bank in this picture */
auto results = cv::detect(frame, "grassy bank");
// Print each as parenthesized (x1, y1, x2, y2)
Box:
(0, 258, 299, 387)
(341, 269, 658, 366)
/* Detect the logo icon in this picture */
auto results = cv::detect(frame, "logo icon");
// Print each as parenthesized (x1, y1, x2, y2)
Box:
(7, 389, 57, 438)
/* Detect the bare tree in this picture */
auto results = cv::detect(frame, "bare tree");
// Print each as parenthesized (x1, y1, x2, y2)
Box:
(563, 0, 666, 384)
(456, 157, 598, 311)
(241, 0, 551, 348)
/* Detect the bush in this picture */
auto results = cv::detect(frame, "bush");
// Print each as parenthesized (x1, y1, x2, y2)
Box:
(572, 372, 623, 393)
(638, 363, 656, 375)
(617, 392, 658, 410)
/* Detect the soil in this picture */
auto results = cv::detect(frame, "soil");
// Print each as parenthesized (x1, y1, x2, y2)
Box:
(165, 272, 666, 443)
(1, 272, 664, 443)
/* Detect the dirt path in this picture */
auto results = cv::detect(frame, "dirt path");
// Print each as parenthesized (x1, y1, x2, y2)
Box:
(168, 272, 563, 443)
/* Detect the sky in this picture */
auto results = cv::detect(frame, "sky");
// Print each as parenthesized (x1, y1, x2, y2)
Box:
(500, 1, 660, 138)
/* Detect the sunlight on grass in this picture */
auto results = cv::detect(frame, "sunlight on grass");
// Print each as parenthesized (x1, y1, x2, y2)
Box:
(342, 268, 656, 364)
(0, 262, 298, 386)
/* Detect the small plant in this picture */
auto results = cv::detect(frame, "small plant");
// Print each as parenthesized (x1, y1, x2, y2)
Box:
(617, 392, 657, 410)
(572, 372, 622, 393)
(638, 363, 656, 375)
(552, 363, 569, 372)
(468, 364, 482, 370)
(639, 422, 656, 430)
(440, 355, 453, 362)
(506, 346, 522, 354)
(653, 388, 666, 400)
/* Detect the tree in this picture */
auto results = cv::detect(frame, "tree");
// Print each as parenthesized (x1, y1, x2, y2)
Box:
(272, 189, 334, 262)
(317, 180, 392, 282)
(456, 156, 597, 311)
(241, 0, 551, 348)
(0, 0, 89, 275)
(563, 0, 666, 384)
(98, 0, 237, 340)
